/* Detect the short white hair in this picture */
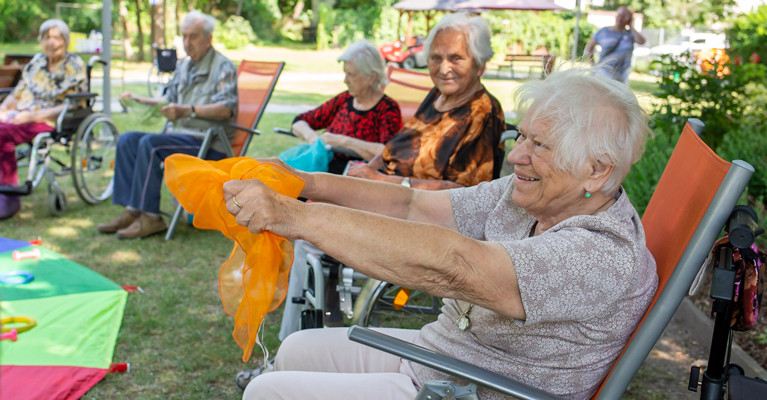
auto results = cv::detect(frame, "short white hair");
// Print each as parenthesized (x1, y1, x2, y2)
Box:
(39, 19, 71, 46)
(423, 12, 493, 68)
(182, 10, 217, 36)
(513, 67, 651, 194)
(337, 39, 388, 90)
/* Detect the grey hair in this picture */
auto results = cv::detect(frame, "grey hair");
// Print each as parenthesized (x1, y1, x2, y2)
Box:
(38, 19, 71, 47)
(337, 39, 388, 90)
(182, 10, 217, 36)
(423, 12, 493, 68)
(513, 67, 651, 194)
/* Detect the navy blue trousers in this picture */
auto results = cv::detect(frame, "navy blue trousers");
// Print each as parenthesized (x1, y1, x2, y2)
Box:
(112, 132, 225, 213)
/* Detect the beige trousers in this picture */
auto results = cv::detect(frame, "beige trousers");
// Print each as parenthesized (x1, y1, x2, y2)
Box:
(242, 327, 421, 400)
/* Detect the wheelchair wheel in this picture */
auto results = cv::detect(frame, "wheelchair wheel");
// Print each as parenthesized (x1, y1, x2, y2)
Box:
(71, 113, 118, 204)
(357, 280, 442, 329)
(47, 184, 67, 216)
(147, 63, 173, 97)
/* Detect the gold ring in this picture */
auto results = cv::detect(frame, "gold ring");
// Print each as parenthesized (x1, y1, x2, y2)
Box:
(232, 195, 242, 208)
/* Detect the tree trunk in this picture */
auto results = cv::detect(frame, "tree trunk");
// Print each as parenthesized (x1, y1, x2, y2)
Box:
(150, 3, 165, 49)
(133, 0, 144, 61)
(175, 0, 180, 36)
(236, 0, 244, 16)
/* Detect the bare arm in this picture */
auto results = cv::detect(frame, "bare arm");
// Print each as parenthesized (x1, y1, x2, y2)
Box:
(160, 102, 232, 122)
(346, 162, 463, 190)
(629, 26, 646, 45)
(121, 91, 165, 107)
(0, 94, 18, 112)
(10, 103, 67, 125)
(320, 132, 384, 161)
(223, 176, 525, 320)
(585, 37, 597, 64)
(291, 120, 320, 143)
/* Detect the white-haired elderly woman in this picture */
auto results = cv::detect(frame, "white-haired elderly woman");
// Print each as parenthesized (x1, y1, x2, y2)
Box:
(0, 19, 87, 219)
(291, 39, 402, 174)
(347, 13, 506, 190)
(228, 68, 657, 400)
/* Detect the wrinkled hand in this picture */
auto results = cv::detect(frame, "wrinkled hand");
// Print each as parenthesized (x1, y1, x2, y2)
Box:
(10, 111, 36, 124)
(223, 179, 304, 238)
(161, 103, 191, 121)
(320, 132, 346, 147)
(120, 92, 133, 101)
(0, 109, 18, 123)
(346, 162, 383, 180)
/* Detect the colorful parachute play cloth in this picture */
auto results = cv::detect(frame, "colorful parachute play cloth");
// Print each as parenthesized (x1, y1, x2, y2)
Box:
(0, 237, 127, 399)
(164, 154, 305, 362)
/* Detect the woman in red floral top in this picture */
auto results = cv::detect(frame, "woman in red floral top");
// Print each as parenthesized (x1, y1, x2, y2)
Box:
(292, 40, 402, 174)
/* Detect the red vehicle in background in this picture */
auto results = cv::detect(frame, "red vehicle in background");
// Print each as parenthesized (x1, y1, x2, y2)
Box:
(378, 35, 427, 69)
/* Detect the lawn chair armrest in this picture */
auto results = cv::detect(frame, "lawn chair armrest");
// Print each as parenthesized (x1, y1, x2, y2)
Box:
(65, 92, 99, 101)
(347, 326, 563, 400)
(192, 117, 261, 136)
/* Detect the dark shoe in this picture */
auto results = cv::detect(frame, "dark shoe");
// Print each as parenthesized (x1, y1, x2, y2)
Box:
(116, 214, 167, 239)
(0, 195, 21, 220)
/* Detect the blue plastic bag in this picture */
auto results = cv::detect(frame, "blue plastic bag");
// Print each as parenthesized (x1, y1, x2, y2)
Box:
(278, 138, 334, 172)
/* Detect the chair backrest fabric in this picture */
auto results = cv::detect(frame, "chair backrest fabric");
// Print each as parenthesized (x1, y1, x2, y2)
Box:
(591, 122, 732, 398)
(231, 60, 284, 157)
(384, 66, 432, 124)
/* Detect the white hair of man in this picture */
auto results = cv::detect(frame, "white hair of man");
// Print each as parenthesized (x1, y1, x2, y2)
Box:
(513, 67, 651, 194)
(38, 19, 71, 47)
(337, 39, 388, 90)
(182, 10, 217, 36)
(423, 12, 493, 68)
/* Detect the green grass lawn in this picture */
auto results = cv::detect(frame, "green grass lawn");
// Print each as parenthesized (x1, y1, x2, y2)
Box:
(1, 39, 671, 399)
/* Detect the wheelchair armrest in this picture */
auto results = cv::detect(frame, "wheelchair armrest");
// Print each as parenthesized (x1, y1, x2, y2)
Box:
(347, 326, 563, 400)
(500, 129, 519, 144)
(273, 127, 295, 137)
(65, 92, 99, 101)
(272, 127, 363, 159)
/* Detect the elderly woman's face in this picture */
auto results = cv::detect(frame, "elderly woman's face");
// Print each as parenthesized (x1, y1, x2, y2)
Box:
(343, 61, 374, 98)
(508, 118, 590, 218)
(42, 27, 67, 61)
(427, 29, 482, 98)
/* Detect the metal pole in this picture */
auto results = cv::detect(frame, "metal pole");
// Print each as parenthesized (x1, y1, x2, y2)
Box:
(571, 0, 581, 61)
(102, 0, 112, 116)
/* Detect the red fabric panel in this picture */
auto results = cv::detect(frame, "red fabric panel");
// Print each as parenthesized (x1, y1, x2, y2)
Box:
(0, 365, 108, 400)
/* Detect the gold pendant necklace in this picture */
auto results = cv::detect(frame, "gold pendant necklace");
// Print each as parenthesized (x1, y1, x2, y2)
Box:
(455, 300, 473, 331)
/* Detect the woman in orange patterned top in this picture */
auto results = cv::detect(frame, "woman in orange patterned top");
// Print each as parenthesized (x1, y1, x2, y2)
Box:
(348, 13, 506, 190)
(0, 19, 87, 219)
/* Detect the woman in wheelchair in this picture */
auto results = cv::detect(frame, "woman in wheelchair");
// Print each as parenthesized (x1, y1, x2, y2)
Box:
(0, 19, 87, 219)
(346, 13, 506, 191)
(225, 68, 658, 400)
(290, 39, 402, 174)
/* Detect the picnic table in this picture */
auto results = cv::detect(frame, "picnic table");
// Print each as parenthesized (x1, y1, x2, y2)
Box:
(497, 53, 556, 79)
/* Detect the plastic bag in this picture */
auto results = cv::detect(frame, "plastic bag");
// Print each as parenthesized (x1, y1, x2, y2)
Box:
(278, 138, 333, 172)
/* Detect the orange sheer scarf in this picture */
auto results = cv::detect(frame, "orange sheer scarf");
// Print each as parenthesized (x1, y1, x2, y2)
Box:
(165, 154, 305, 362)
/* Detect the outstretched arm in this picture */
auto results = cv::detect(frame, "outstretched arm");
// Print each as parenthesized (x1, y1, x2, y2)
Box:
(222, 175, 525, 320)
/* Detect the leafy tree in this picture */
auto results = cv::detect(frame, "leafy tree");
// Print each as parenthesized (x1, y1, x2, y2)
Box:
(725, 5, 767, 62)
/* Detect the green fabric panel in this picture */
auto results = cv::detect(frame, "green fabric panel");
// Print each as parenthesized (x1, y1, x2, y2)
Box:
(0, 245, 121, 301)
(1, 290, 127, 368)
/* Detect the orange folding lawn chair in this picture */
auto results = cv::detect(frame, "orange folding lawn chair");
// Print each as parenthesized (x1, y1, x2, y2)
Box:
(165, 60, 285, 240)
(348, 119, 755, 399)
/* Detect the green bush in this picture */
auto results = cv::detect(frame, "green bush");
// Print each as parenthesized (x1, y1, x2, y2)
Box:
(725, 5, 767, 63)
(213, 16, 257, 50)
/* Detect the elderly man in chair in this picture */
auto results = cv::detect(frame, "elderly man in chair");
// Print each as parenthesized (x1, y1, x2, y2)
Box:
(98, 10, 237, 239)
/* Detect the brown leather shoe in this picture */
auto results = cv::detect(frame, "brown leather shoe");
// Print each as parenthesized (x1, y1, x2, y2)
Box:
(98, 209, 139, 233)
(116, 214, 167, 239)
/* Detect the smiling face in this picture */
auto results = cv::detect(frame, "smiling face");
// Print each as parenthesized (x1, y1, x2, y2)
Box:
(507, 116, 592, 221)
(343, 61, 374, 98)
(427, 29, 483, 99)
(182, 19, 212, 62)
(41, 27, 67, 62)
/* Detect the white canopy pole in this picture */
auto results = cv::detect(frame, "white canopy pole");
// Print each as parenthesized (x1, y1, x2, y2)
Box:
(571, 0, 581, 61)
(102, 0, 112, 115)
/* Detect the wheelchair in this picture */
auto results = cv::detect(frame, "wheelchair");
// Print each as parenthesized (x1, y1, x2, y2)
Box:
(147, 45, 177, 97)
(0, 56, 119, 216)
